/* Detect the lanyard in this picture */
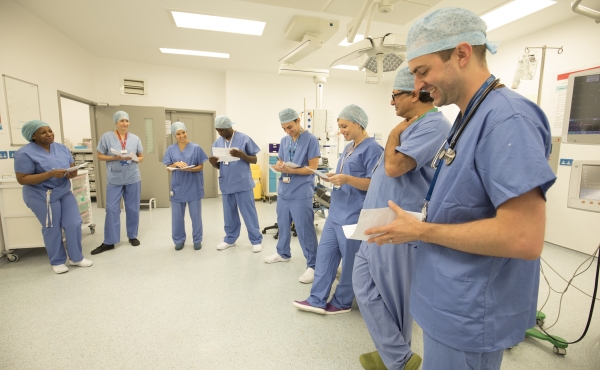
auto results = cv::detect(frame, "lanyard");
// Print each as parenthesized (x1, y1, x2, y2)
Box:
(225, 131, 235, 149)
(288, 131, 302, 162)
(339, 136, 367, 173)
(422, 75, 500, 222)
(116, 131, 128, 151)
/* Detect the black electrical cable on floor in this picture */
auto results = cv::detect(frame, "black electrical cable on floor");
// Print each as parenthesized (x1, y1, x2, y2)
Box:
(536, 244, 599, 345)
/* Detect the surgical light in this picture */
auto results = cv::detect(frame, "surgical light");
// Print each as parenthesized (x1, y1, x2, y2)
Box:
(171, 11, 265, 36)
(364, 53, 403, 74)
(160, 48, 230, 59)
(481, 0, 557, 31)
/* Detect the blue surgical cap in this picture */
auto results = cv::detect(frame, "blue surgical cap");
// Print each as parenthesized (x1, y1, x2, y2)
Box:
(22, 120, 50, 142)
(279, 108, 299, 124)
(171, 121, 187, 136)
(406, 7, 497, 62)
(113, 110, 129, 123)
(338, 104, 368, 129)
(393, 67, 416, 92)
(215, 115, 235, 129)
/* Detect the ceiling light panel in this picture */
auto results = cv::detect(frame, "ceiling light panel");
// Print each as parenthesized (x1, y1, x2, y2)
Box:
(482, 0, 557, 32)
(160, 48, 230, 59)
(171, 11, 266, 36)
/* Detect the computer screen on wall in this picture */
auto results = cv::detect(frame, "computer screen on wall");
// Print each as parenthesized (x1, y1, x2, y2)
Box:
(568, 160, 600, 213)
(562, 68, 600, 144)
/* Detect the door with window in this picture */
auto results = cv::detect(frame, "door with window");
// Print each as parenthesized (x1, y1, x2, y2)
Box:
(94, 105, 169, 208)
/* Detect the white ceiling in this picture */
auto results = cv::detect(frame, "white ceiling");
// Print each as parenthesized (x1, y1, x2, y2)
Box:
(12, 0, 600, 80)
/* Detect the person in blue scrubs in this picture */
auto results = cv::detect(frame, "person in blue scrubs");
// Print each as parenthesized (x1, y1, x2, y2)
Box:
(293, 104, 382, 314)
(265, 108, 320, 284)
(163, 122, 208, 250)
(208, 115, 263, 253)
(353, 68, 451, 370)
(92, 110, 144, 255)
(14, 120, 93, 274)
(367, 8, 557, 370)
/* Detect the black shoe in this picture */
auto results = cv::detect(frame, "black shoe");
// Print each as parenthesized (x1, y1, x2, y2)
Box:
(129, 238, 140, 246)
(91, 243, 114, 255)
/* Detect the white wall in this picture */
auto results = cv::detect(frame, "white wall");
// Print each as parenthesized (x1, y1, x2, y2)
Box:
(0, 0, 96, 175)
(94, 58, 225, 114)
(60, 97, 91, 149)
(488, 16, 600, 255)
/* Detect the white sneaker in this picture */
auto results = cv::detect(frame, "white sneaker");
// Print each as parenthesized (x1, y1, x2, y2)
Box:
(252, 244, 262, 253)
(217, 241, 235, 251)
(68, 258, 93, 267)
(51, 264, 68, 274)
(264, 253, 290, 264)
(299, 267, 315, 284)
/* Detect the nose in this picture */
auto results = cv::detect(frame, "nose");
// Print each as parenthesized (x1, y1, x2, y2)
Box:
(414, 79, 426, 91)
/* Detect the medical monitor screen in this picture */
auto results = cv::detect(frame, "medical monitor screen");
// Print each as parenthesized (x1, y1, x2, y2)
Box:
(579, 165, 600, 201)
(567, 74, 600, 135)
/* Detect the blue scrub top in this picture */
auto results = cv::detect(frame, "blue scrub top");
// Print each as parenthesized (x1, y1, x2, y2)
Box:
(212, 131, 260, 194)
(97, 131, 143, 186)
(363, 111, 450, 211)
(328, 137, 383, 225)
(14, 142, 74, 202)
(277, 130, 321, 200)
(410, 88, 557, 353)
(163, 142, 209, 202)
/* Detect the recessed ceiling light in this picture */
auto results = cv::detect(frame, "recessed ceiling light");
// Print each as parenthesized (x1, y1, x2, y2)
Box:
(482, 0, 557, 32)
(171, 11, 265, 36)
(160, 48, 230, 59)
(333, 65, 360, 71)
(339, 34, 365, 46)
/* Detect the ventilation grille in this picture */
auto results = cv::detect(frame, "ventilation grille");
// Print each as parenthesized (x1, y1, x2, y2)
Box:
(122, 78, 146, 95)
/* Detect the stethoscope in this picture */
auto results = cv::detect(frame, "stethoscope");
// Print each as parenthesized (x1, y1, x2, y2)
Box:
(431, 78, 501, 169)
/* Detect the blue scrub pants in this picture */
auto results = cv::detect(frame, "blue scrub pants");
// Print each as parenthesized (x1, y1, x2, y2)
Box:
(275, 197, 317, 268)
(307, 220, 360, 309)
(25, 193, 83, 266)
(352, 241, 416, 370)
(171, 199, 202, 244)
(222, 190, 262, 245)
(104, 181, 140, 245)
(423, 331, 503, 370)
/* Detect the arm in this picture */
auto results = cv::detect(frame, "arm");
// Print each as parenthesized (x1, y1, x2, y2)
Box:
(16, 169, 68, 185)
(327, 174, 371, 191)
(384, 117, 418, 177)
(97, 152, 120, 162)
(366, 188, 546, 260)
(229, 149, 257, 164)
(136, 153, 144, 163)
(277, 157, 319, 175)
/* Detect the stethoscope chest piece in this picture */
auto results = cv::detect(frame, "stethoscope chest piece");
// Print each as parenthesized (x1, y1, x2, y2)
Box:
(444, 148, 456, 165)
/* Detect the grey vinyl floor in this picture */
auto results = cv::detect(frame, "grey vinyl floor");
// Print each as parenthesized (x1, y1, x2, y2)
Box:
(0, 197, 598, 370)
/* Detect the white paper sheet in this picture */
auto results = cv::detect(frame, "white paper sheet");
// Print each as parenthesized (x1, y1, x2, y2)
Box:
(212, 147, 240, 162)
(305, 167, 329, 180)
(284, 161, 299, 168)
(65, 163, 88, 173)
(167, 165, 196, 172)
(343, 207, 422, 241)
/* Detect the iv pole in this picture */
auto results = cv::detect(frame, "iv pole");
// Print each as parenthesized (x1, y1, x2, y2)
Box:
(523, 45, 563, 105)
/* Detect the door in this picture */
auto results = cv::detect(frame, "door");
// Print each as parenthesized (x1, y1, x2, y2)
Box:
(166, 111, 216, 198)
(94, 105, 170, 208)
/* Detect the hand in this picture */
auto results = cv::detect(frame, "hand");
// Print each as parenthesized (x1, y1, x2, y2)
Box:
(66, 170, 78, 178)
(229, 149, 243, 158)
(120, 156, 133, 161)
(391, 116, 418, 137)
(272, 161, 286, 173)
(365, 200, 423, 245)
(208, 156, 219, 166)
(174, 161, 188, 168)
(49, 169, 67, 178)
(327, 174, 347, 186)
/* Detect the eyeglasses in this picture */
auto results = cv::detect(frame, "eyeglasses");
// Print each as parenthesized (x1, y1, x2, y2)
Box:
(391, 91, 410, 100)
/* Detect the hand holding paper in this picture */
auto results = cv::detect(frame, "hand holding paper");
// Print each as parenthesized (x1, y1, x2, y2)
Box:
(305, 167, 329, 180)
(363, 200, 424, 245)
(66, 163, 88, 173)
(343, 203, 421, 242)
(167, 165, 196, 172)
(212, 147, 240, 163)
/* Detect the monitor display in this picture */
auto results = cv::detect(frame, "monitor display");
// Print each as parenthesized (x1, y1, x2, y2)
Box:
(579, 164, 600, 201)
(567, 74, 600, 135)
(562, 68, 600, 145)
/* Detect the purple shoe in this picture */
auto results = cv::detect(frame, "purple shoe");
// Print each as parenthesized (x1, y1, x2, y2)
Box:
(325, 303, 351, 315)
(293, 300, 325, 315)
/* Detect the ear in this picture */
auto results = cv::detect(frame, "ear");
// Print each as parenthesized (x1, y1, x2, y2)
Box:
(455, 42, 473, 68)
(410, 90, 420, 103)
